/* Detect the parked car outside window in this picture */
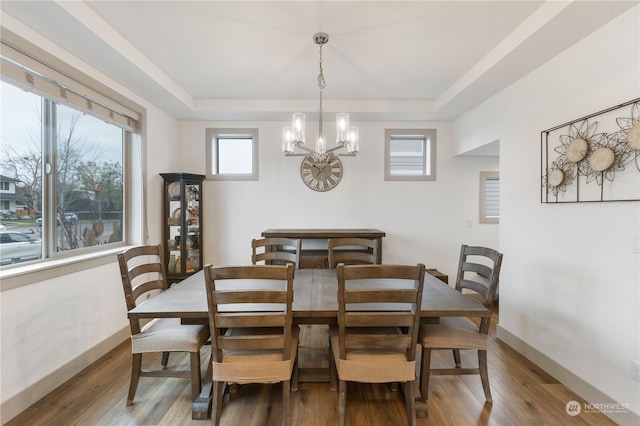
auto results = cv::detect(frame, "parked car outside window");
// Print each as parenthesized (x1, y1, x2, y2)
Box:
(0, 231, 42, 265)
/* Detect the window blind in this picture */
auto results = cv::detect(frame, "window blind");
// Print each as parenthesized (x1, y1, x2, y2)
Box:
(389, 136, 428, 175)
(1, 42, 139, 132)
(484, 177, 500, 218)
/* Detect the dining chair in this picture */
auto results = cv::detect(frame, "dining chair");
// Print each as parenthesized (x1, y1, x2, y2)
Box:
(117, 245, 210, 406)
(204, 263, 299, 426)
(329, 263, 425, 426)
(327, 237, 379, 268)
(252, 237, 301, 269)
(418, 244, 503, 407)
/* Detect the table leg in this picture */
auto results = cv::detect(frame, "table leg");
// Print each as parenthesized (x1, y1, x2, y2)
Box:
(192, 351, 213, 419)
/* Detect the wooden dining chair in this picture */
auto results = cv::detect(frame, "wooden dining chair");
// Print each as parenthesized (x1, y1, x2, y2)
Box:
(252, 237, 301, 269)
(329, 263, 425, 426)
(327, 237, 379, 268)
(204, 263, 299, 426)
(419, 244, 503, 408)
(117, 245, 210, 406)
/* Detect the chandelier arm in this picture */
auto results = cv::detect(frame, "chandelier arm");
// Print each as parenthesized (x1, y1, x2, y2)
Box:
(293, 144, 318, 154)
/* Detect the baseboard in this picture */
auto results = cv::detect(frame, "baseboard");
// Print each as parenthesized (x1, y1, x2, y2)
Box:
(1, 326, 130, 425)
(497, 324, 640, 425)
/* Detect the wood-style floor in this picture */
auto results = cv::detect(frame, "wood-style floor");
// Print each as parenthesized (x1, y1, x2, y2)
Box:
(7, 313, 616, 426)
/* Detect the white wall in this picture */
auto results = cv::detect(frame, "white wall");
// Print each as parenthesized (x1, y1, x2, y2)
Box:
(454, 5, 640, 421)
(178, 121, 499, 277)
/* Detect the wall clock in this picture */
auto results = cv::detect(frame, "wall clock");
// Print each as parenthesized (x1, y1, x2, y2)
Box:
(300, 154, 343, 192)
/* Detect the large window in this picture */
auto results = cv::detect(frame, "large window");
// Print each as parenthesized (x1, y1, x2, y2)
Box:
(206, 128, 259, 181)
(0, 36, 139, 269)
(385, 129, 437, 181)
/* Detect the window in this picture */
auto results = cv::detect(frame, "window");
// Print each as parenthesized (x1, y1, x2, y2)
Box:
(385, 129, 436, 181)
(0, 34, 140, 269)
(206, 128, 258, 181)
(479, 172, 500, 224)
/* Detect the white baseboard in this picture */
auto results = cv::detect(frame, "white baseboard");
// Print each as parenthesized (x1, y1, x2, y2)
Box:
(497, 324, 640, 425)
(1, 327, 130, 425)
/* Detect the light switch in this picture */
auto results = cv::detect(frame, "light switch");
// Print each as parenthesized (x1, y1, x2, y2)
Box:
(633, 236, 640, 254)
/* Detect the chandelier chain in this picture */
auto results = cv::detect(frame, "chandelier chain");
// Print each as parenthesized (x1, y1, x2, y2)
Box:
(318, 43, 325, 90)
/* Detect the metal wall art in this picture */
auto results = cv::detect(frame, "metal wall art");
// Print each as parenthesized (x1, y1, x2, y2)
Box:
(541, 98, 640, 203)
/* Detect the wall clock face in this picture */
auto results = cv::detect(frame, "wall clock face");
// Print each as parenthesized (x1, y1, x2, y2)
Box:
(300, 154, 343, 192)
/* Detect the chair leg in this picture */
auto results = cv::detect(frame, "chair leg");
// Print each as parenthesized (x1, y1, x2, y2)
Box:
(189, 351, 202, 401)
(419, 348, 432, 403)
(282, 380, 291, 426)
(127, 353, 142, 406)
(402, 381, 417, 426)
(291, 357, 299, 392)
(478, 350, 492, 403)
(338, 379, 347, 426)
(212, 381, 224, 426)
(161, 351, 170, 369)
(453, 349, 461, 368)
(329, 343, 337, 391)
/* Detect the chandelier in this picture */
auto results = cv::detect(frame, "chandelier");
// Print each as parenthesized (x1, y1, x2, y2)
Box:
(282, 33, 359, 160)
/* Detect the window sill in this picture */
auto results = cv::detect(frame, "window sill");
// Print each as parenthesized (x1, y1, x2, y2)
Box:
(0, 246, 128, 292)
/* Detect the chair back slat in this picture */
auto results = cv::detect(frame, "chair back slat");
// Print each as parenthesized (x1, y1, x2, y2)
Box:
(213, 290, 287, 305)
(344, 289, 419, 304)
(328, 238, 379, 268)
(205, 264, 295, 363)
(344, 312, 417, 328)
(252, 238, 301, 269)
(215, 312, 285, 328)
(117, 245, 169, 335)
(346, 334, 412, 350)
(337, 263, 425, 361)
(216, 335, 286, 351)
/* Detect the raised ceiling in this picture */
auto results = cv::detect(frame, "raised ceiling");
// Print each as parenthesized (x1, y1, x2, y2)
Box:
(1, 1, 636, 122)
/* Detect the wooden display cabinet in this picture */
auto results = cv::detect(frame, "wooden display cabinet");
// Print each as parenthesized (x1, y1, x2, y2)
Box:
(161, 173, 205, 284)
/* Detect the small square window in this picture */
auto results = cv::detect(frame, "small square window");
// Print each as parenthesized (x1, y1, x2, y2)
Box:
(385, 129, 436, 181)
(206, 128, 258, 181)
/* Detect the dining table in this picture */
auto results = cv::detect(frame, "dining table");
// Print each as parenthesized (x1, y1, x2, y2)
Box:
(128, 267, 491, 419)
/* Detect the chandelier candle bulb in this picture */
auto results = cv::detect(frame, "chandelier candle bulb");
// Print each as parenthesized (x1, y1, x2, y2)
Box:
(282, 127, 293, 153)
(292, 113, 305, 143)
(316, 134, 326, 155)
(349, 127, 360, 153)
(336, 113, 350, 144)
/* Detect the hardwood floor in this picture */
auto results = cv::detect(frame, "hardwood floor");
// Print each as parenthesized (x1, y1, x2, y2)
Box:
(7, 315, 616, 426)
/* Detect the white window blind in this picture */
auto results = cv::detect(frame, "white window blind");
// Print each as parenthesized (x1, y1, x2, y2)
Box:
(384, 129, 437, 181)
(484, 177, 500, 217)
(1, 42, 139, 131)
(389, 136, 428, 175)
(479, 172, 499, 224)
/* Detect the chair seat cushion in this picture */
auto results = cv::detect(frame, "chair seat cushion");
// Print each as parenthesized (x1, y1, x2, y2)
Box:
(131, 318, 209, 353)
(212, 326, 300, 384)
(420, 317, 487, 350)
(329, 326, 416, 383)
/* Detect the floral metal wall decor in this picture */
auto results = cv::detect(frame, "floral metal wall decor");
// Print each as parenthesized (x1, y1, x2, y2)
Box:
(541, 98, 640, 203)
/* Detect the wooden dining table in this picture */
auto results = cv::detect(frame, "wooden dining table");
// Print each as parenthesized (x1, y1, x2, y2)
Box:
(128, 268, 491, 419)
